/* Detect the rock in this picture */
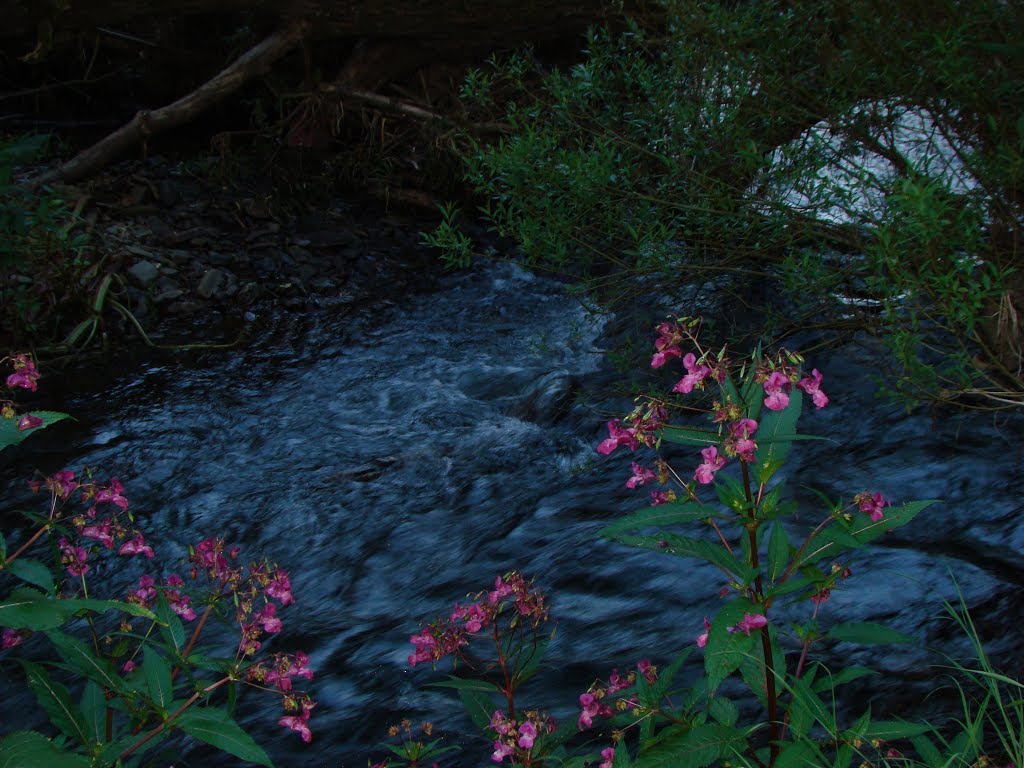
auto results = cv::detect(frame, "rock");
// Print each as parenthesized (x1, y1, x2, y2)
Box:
(207, 251, 234, 267)
(127, 260, 161, 288)
(154, 289, 185, 304)
(197, 268, 226, 299)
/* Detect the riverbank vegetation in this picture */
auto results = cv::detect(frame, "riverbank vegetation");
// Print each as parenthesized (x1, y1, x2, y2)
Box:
(430, 0, 1024, 410)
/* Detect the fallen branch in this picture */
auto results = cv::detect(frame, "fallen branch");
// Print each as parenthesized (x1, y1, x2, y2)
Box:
(321, 82, 510, 134)
(32, 21, 310, 187)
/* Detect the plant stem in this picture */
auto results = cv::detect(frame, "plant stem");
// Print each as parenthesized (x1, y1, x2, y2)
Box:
(3, 524, 48, 566)
(118, 676, 230, 761)
(172, 603, 213, 682)
(741, 460, 780, 767)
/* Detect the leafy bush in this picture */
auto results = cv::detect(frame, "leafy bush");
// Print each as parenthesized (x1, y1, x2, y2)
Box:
(437, 0, 1024, 408)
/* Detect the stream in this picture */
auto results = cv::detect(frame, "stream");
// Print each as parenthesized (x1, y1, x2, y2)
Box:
(2, 257, 1023, 767)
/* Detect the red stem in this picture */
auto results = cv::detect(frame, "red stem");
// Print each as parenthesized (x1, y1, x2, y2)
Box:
(119, 676, 230, 761)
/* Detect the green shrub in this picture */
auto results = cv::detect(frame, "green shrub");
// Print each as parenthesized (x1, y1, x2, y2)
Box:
(437, 0, 1024, 408)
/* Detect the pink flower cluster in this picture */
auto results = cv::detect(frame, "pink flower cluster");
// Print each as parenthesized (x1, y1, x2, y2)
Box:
(597, 400, 669, 455)
(488, 709, 555, 763)
(278, 696, 315, 742)
(3, 354, 43, 431)
(125, 574, 196, 621)
(407, 573, 549, 667)
(854, 491, 890, 522)
(577, 660, 657, 730)
(760, 366, 829, 412)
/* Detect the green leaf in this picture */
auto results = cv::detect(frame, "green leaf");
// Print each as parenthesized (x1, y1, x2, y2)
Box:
(799, 500, 937, 566)
(827, 621, 913, 645)
(612, 740, 633, 767)
(739, 624, 784, 709)
(788, 675, 835, 733)
(0, 411, 72, 450)
(45, 630, 128, 695)
(0, 731, 90, 768)
(766, 523, 790, 582)
(910, 733, 945, 766)
(810, 665, 877, 693)
(773, 740, 821, 768)
(708, 696, 738, 726)
(20, 660, 89, 746)
(156, 594, 186, 652)
(0, 588, 75, 630)
(704, 598, 757, 690)
(80, 681, 107, 744)
(176, 707, 274, 768)
(863, 719, 936, 739)
(599, 502, 710, 538)
(6, 558, 56, 595)
(0, 589, 157, 631)
(512, 635, 550, 685)
(457, 686, 497, 731)
(614, 533, 756, 585)
(143, 649, 173, 711)
(429, 676, 503, 694)
(660, 425, 721, 447)
(635, 724, 746, 768)
(753, 389, 802, 483)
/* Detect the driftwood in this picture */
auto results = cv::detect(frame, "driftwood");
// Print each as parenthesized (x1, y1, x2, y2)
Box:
(32, 21, 310, 187)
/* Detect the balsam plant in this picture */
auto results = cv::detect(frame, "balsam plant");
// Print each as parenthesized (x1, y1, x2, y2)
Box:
(395, 319, 1016, 768)
(0, 353, 315, 767)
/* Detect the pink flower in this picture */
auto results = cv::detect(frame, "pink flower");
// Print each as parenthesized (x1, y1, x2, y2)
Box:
(491, 740, 514, 762)
(797, 368, 829, 408)
(728, 613, 768, 635)
(58, 538, 89, 577)
(46, 470, 79, 498)
(266, 569, 294, 606)
(577, 692, 612, 730)
(637, 659, 657, 683)
(672, 353, 712, 394)
(6, 355, 40, 391)
(651, 322, 684, 368)
(694, 445, 726, 484)
(95, 479, 129, 511)
(279, 699, 314, 743)
(600, 747, 616, 768)
(256, 603, 283, 633)
(855, 491, 890, 522)
(2, 628, 26, 649)
(696, 616, 711, 648)
(164, 577, 196, 621)
(649, 489, 676, 506)
(129, 575, 157, 607)
(625, 462, 657, 489)
(119, 533, 154, 558)
(489, 710, 512, 736)
(488, 575, 514, 605)
(517, 720, 538, 749)
(80, 518, 114, 549)
(596, 420, 639, 455)
(16, 413, 42, 432)
(763, 371, 792, 411)
(122, 660, 136, 673)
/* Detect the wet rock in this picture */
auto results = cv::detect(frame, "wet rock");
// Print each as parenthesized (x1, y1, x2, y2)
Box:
(127, 260, 160, 288)
(197, 268, 229, 299)
(207, 251, 234, 267)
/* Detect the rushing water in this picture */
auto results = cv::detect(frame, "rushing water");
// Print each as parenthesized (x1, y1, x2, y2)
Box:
(2, 259, 1023, 767)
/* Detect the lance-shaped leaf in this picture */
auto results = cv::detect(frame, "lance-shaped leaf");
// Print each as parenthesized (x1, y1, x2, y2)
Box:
(0, 588, 156, 631)
(827, 621, 914, 645)
(798, 500, 937, 566)
(766, 522, 791, 582)
(599, 501, 711, 539)
(752, 389, 802, 484)
(80, 681, 108, 744)
(143, 648, 174, 711)
(0, 731, 90, 768)
(635, 723, 747, 768)
(613, 533, 756, 585)
(6, 558, 55, 595)
(0, 411, 72, 449)
(45, 630, 129, 695)
(660, 425, 721, 447)
(176, 707, 273, 768)
(20, 660, 89, 747)
(704, 598, 759, 690)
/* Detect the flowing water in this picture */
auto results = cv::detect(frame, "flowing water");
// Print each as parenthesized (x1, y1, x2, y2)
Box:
(2, 258, 1023, 767)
